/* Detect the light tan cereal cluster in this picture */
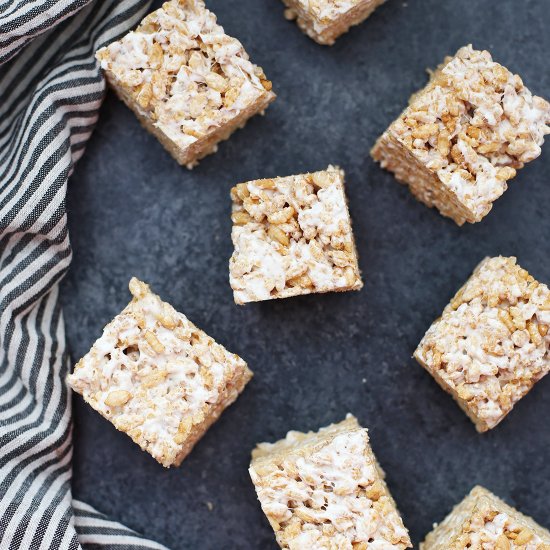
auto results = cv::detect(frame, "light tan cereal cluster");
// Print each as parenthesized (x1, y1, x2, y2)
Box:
(96, 0, 275, 167)
(229, 166, 363, 303)
(415, 256, 550, 432)
(421, 486, 550, 550)
(250, 415, 412, 549)
(372, 45, 550, 225)
(282, 0, 386, 45)
(67, 278, 252, 467)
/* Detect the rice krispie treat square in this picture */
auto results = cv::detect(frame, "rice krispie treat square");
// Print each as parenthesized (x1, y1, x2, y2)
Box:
(282, 0, 386, 45)
(250, 415, 412, 549)
(229, 166, 363, 304)
(67, 278, 253, 467)
(371, 45, 550, 225)
(96, 0, 276, 168)
(415, 256, 550, 432)
(421, 486, 550, 550)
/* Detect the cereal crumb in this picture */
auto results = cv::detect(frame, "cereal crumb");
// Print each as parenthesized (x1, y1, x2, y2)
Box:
(95, 0, 275, 167)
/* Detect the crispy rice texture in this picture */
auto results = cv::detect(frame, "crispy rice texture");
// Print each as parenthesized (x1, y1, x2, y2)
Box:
(282, 0, 386, 45)
(229, 165, 363, 304)
(67, 278, 252, 467)
(250, 415, 412, 550)
(421, 486, 550, 550)
(415, 256, 550, 432)
(96, 0, 275, 168)
(372, 45, 550, 225)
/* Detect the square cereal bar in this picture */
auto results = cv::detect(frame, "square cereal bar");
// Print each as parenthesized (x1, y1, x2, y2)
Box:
(67, 278, 252, 467)
(249, 415, 412, 549)
(414, 256, 550, 432)
(96, 0, 275, 168)
(229, 165, 363, 304)
(371, 45, 550, 225)
(282, 0, 386, 45)
(421, 486, 550, 550)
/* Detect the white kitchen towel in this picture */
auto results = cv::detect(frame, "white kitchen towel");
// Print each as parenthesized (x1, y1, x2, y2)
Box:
(0, 1, 169, 548)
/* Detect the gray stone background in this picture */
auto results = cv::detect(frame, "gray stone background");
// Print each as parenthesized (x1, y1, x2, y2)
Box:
(63, 0, 550, 548)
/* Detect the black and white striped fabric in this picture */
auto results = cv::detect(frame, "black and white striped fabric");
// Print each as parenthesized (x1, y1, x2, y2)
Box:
(0, 1, 168, 548)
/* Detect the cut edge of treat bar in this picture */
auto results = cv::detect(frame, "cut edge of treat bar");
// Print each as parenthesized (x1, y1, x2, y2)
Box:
(371, 62, 492, 226)
(414, 347, 491, 431)
(67, 278, 253, 467)
(420, 486, 550, 550)
(283, 0, 387, 45)
(229, 166, 363, 305)
(170, 364, 252, 466)
(251, 414, 361, 467)
(249, 415, 412, 549)
(104, 70, 275, 169)
(371, 130, 476, 226)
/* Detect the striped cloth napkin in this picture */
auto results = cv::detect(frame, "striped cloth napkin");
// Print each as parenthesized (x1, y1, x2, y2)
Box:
(0, 1, 168, 548)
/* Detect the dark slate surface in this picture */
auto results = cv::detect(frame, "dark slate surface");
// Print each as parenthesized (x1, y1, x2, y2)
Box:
(63, 0, 550, 548)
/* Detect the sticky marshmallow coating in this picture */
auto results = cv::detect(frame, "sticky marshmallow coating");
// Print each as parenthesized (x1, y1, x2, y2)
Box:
(290, 0, 369, 31)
